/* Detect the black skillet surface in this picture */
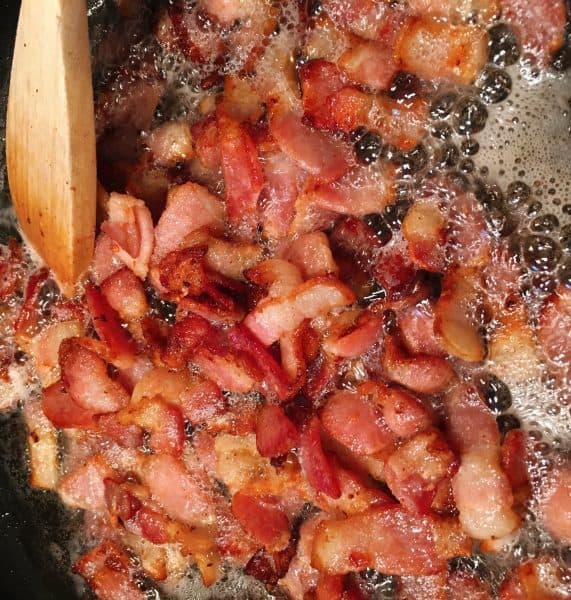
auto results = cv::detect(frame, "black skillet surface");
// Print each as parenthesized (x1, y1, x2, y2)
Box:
(0, 2, 83, 598)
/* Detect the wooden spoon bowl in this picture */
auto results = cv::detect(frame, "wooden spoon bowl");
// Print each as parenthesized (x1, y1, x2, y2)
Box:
(6, 0, 96, 297)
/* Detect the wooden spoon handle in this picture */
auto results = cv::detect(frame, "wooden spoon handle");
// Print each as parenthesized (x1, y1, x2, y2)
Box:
(7, 0, 96, 296)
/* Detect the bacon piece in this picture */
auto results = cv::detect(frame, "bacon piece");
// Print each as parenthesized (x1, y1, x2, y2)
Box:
(445, 384, 520, 540)
(300, 59, 345, 129)
(373, 241, 419, 301)
(537, 287, 571, 367)
(284, 232, 338, 279)
(246, 259, 303, 298)
(502, 0, 567, 64)
(399, 300, 445, 357)
(24, 399, 59, 490)
(85, 284, 138, 363)
(395, 18, 488, 85)
(256, 404, 299, 458)
(161, 312, 214, 368)
(260, 150, 305, 239)
(402, 200, 447, 273)
(42, 379, 97, 429)
(192, 114, 221, 171)
(500, 429, 530, 503)
(227, 325, 291, 401)
(151, 182, 225, 267)
(323, 311, 382, 358)
(217, 109, 263, 234)
(232, 491, 290, 550)
(193, 347, 258, 394)
(499, 557, 568, 600)
(447, 569, 493, 600)
(142, 454, 216, 525)
(384, 430, 457, 515)
(201, 235, 263, 281)
(73, 542, 147, 600)
(146, 120, 193, 168)
(100, 192, 154, 280)
(316, 574, 344, 600)
(58, 454, 116, 511)
(59, 338, 130, 413)
(540, 467, 571, 544)
(407, 0, 499, 20)
(14, 268, 49, 341)
(312, 506, 470, 575)
(321, 389, 394, 456)
(372, 96, 429, 151)
(118, 396, 185, 457)
(381, 336, 454, 395)
(326, 86, 372, 133)
(434, 267, 485, 363)
(97, 413, 144, 449)
(338, 39, 397, 91)
(399, 573, 447, 600)
(100, 268, 149, 322)
(91, 232, 124, 285)
(244, 276, 355, 346)
(324, 0, 397, 40)
(299, 416, 342, 499)
(0, 238, 24, 301)
(270, 109, 350, 183)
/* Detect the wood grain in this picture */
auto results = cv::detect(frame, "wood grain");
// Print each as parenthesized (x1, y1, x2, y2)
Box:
(6, 0, 96, 296)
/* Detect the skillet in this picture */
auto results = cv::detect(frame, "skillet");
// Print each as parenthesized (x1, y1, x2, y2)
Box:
(0, 1, 570, 599)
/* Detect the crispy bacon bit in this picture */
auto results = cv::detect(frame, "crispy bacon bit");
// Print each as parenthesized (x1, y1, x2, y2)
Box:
(374, 242, 419, 301)
(312, 506, 470, 575)
(85, 284, 138, 363)
(217, 109, 264, 234)
(42, 379, 97, 429)
(100, 192, 154, 280)
(539, 467, 571, 544)
(59, 338, 130, 413)
(142, 454, 216, 525)
(537, 287, 571, 367)
(118, 396, 185, 457)
(381, 336, 454, 395)
(300, 59, 345, 128)
(73, 542, 147, 600)
(395, 18, 488, 85)
(299, 416, 342, 499)
(59, 454, 116, 511)
(24, 399, 59, 490)
(270, 109, 351, 183)
(232, 492, 291, 550)
(502, 0, 567, 63)
(402, 200, 447, 273)
(245, 276, 356, 346)
(100, 268, 149, 322)
(321, 389, 394, 456)
(384, 430, 457, 515)
(151, 182, 225, 267)
(256, 404, 299, 458)
(161, 312, 214, 368)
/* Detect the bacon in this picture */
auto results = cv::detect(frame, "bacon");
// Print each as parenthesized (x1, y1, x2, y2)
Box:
(269, 109, 351, 183)
(399, 573, 447, 600)
(324, 0, 394, 40)
(85, 283, 138, 365)
(395, 18, 488, 85)
(247, 258, 303, 298)
(244, 276, 356, 346)
(373, 241, 419, 301)
(323, 310, 382, 358)
(24, 399, 59, 490)
(201, 235, 263, 281)
(539, 466, 571, 544)
(384, 430, 457, 515)
(284, 232, 338, 279)
(299, 416, 342, 499)
(118, 396, 185, 457)
(311, 506, 470, 575)
(193, 347, 258, 393)
(217, 109, 264, 234)
(502, 0, 567, 64)
(326, 86, 373, 134)
(433, 267, 485, 363)
(407, 0, 500, 20)
(402, 200, 447, 273)
(59, 338, 130, 413)
(100, 193, 154, 280)
(445, 384, 520, 540)
(381, 336, 454, 395)
(537, 287, 571, 367)
(73, 542, 147, 600)
(192, 114, 221, 171)
(92, 233, 124, 285)
(146, 120, 193, 168)
(338, 40, 397, 91)
(0, 238, 24, 301)
(100, 268, 149, 322)
(142, 454, 216, 525)
(371, 96, 429, 151)
(260, 150, 305, 239)
(97, 413, 144, 449)
(256, 404, 299, 458)
(321, 389, 394, 455)
(42, 379, 97, 429)
(300, 59, 345, 129)
(447, 569, 493, 600)
(14, 268, 49, 341)
(500, 430, 530, 502)
(161, 313, 214, 368)
(398, 300, 445, 358)
(151, 182, 225, 267)
(58, 454, 116, 511)
(232, 491, 291, 550)
(364, 382, 432, 439)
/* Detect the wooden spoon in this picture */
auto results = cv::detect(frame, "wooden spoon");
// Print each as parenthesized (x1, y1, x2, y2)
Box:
(6, 0, 96, 297)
